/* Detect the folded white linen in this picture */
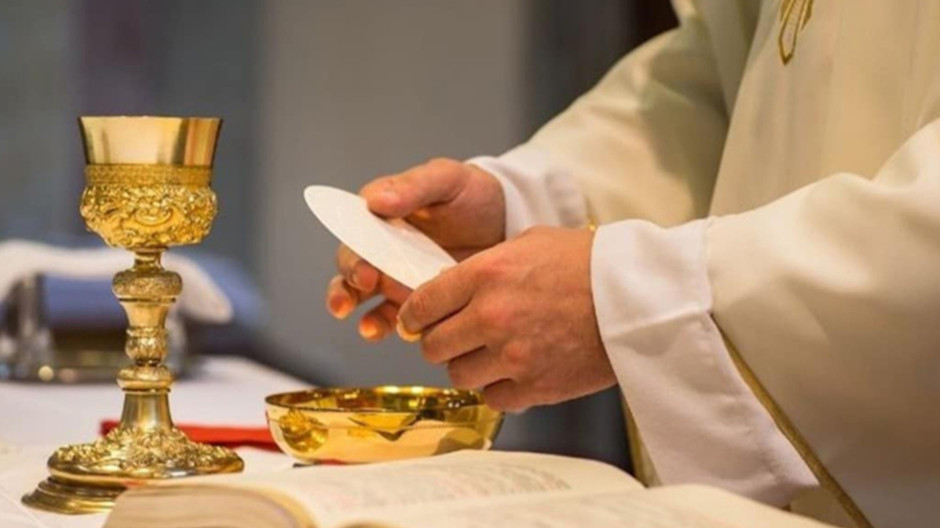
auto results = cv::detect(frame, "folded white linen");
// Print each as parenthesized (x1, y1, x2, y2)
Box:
(0, 240, 232, 323)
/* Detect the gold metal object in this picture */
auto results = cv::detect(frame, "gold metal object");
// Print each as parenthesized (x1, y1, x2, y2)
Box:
(779, 0, 814, 65)
(23, 117, 243, 515)
(266, 386, 503, 464)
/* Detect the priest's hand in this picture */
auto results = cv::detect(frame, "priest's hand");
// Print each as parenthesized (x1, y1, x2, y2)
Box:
(325, 158, 505, 341)
(397, 226, 616, 411)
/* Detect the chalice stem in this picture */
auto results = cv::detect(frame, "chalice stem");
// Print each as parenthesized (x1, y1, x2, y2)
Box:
(114, 250, 178, 432)
(119, 390, 174, 432)
(114, 252, 177, 385)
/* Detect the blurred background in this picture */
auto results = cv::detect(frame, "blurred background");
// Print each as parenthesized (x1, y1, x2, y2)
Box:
(0, 0, 675, 470)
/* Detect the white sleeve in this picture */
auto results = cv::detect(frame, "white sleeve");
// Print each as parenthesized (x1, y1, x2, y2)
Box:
(468, 145, 590, 238)
(468, 148, 817, 506)
(592, 218, 816, 506)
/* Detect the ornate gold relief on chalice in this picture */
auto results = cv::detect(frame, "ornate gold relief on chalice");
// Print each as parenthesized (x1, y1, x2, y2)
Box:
(22, 117, 243, 514)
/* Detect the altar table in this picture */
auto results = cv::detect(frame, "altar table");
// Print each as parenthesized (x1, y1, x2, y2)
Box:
(0, 356, 307, 528)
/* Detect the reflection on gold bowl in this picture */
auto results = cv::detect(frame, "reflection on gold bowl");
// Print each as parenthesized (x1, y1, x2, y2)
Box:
(265, 387, 503, 464)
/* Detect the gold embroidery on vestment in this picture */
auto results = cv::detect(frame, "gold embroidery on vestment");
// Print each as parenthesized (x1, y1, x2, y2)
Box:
(720, 330, 874, 528)
(779, 0, 814, 64)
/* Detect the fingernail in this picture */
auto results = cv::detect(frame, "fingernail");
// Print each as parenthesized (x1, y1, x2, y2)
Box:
(348, 270, 362, 289)
(396, 319, 421, 343)
(359, 319, 380, 340)
(329, 295, 352, 319)
(379, 187, 399, 206)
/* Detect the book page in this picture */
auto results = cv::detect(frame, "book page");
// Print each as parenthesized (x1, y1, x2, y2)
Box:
(237, 451, 642, 526)
(105, 451, 641, 528)
(357, 491, 731, 528)
(645, 485, 832, 528)
(354, 486, 831, 528)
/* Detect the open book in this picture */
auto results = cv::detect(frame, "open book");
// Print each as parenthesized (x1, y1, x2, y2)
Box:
(105, 451, 829, 528)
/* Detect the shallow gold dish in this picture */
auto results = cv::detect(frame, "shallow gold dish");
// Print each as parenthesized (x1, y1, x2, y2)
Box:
(265, 386, 503, 464)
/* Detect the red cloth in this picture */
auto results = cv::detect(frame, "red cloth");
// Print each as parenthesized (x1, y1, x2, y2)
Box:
(100, 420, 279, 451)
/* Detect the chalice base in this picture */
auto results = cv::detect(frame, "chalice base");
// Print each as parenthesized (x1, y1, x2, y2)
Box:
(23, 414, 243, 514)
(22, 478, 122, 515)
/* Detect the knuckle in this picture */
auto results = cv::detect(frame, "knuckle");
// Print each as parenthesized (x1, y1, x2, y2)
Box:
(406, 292, 432, 323)
(502, 341, 531, 371)
(476, 302, 507, 330)
(474, 261, 495, 282)
(474, 254, 506, 282)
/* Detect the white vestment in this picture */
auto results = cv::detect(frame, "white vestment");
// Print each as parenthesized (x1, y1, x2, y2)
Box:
(470, 1, 940, 528)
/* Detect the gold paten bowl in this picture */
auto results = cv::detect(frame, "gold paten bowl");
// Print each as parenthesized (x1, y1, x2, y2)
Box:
(265, 386, 503, 464)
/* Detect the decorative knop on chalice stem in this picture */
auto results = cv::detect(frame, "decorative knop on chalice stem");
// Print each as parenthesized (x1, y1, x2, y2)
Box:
(22, 117, 243, 515)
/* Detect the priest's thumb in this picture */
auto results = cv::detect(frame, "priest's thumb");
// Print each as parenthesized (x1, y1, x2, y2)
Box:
(361, 158, 466, 219)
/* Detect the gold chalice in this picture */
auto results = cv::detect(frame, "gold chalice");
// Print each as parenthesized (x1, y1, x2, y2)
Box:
(23, 116, 243, 514)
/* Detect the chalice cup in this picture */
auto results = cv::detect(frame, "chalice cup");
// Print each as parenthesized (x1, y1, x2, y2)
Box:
(23, 117, 243, 514)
